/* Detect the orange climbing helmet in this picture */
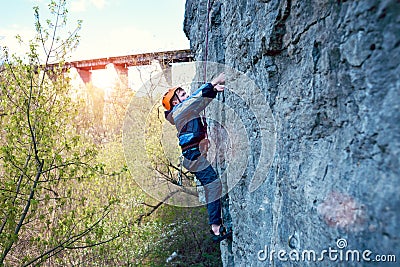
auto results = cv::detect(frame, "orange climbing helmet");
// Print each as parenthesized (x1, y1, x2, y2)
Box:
(162, 87, 180, 111)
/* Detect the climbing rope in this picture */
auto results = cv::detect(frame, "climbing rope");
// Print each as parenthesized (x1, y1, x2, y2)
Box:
(177, 0, 213, 187)
(202, 0, 212, 128)
(203, 0, 212, 82)
(202, 0, 226, 231)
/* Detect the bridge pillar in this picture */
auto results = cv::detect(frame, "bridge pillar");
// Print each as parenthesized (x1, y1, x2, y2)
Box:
(159, 61, 172, 86)
(76, 68, 92, 84)
(113, 64, 129, 88)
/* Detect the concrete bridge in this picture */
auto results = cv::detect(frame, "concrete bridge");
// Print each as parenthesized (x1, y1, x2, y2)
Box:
(48, 49, 194, 86)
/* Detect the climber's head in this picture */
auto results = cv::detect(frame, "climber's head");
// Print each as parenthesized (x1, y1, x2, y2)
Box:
(162, 87, 187, 110)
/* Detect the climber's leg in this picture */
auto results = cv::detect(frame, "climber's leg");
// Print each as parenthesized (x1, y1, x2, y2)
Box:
(194, 164, 222, 226)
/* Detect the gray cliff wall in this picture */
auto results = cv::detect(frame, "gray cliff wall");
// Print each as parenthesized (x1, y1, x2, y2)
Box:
(184, 0, 399, 266)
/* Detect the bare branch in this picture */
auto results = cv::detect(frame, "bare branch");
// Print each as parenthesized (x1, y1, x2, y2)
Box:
(22, 206, 111, 267)
(135, 190, 178, 226)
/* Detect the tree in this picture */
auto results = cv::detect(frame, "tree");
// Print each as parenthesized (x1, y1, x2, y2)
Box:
(0, 1, 116, 265)
(0, 1, 223, 263)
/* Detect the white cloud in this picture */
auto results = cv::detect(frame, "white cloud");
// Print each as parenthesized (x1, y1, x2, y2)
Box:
(72, 23, 190, 60)
(70, 0, 87, 12)
(0, 27, 36, 57)
(90, 0, 106, 9)
(70, 0, 107, 12)
(70, 26, 154, 60)
(69, 23, 189, 61)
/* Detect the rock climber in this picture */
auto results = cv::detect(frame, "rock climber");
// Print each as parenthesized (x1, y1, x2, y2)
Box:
(162, 72, 231, 242)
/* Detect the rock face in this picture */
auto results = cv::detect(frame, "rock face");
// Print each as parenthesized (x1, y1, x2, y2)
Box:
(184, 0, 400, 266)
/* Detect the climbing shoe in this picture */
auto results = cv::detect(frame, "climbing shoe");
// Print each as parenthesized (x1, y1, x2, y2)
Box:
(210, 225, 232, 243)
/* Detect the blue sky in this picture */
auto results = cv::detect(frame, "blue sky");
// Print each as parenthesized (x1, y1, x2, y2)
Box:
(0, 0, 190, 60)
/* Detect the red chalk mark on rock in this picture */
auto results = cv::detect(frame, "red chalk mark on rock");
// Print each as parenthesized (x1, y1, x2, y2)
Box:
(317, 191, 365, 231)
